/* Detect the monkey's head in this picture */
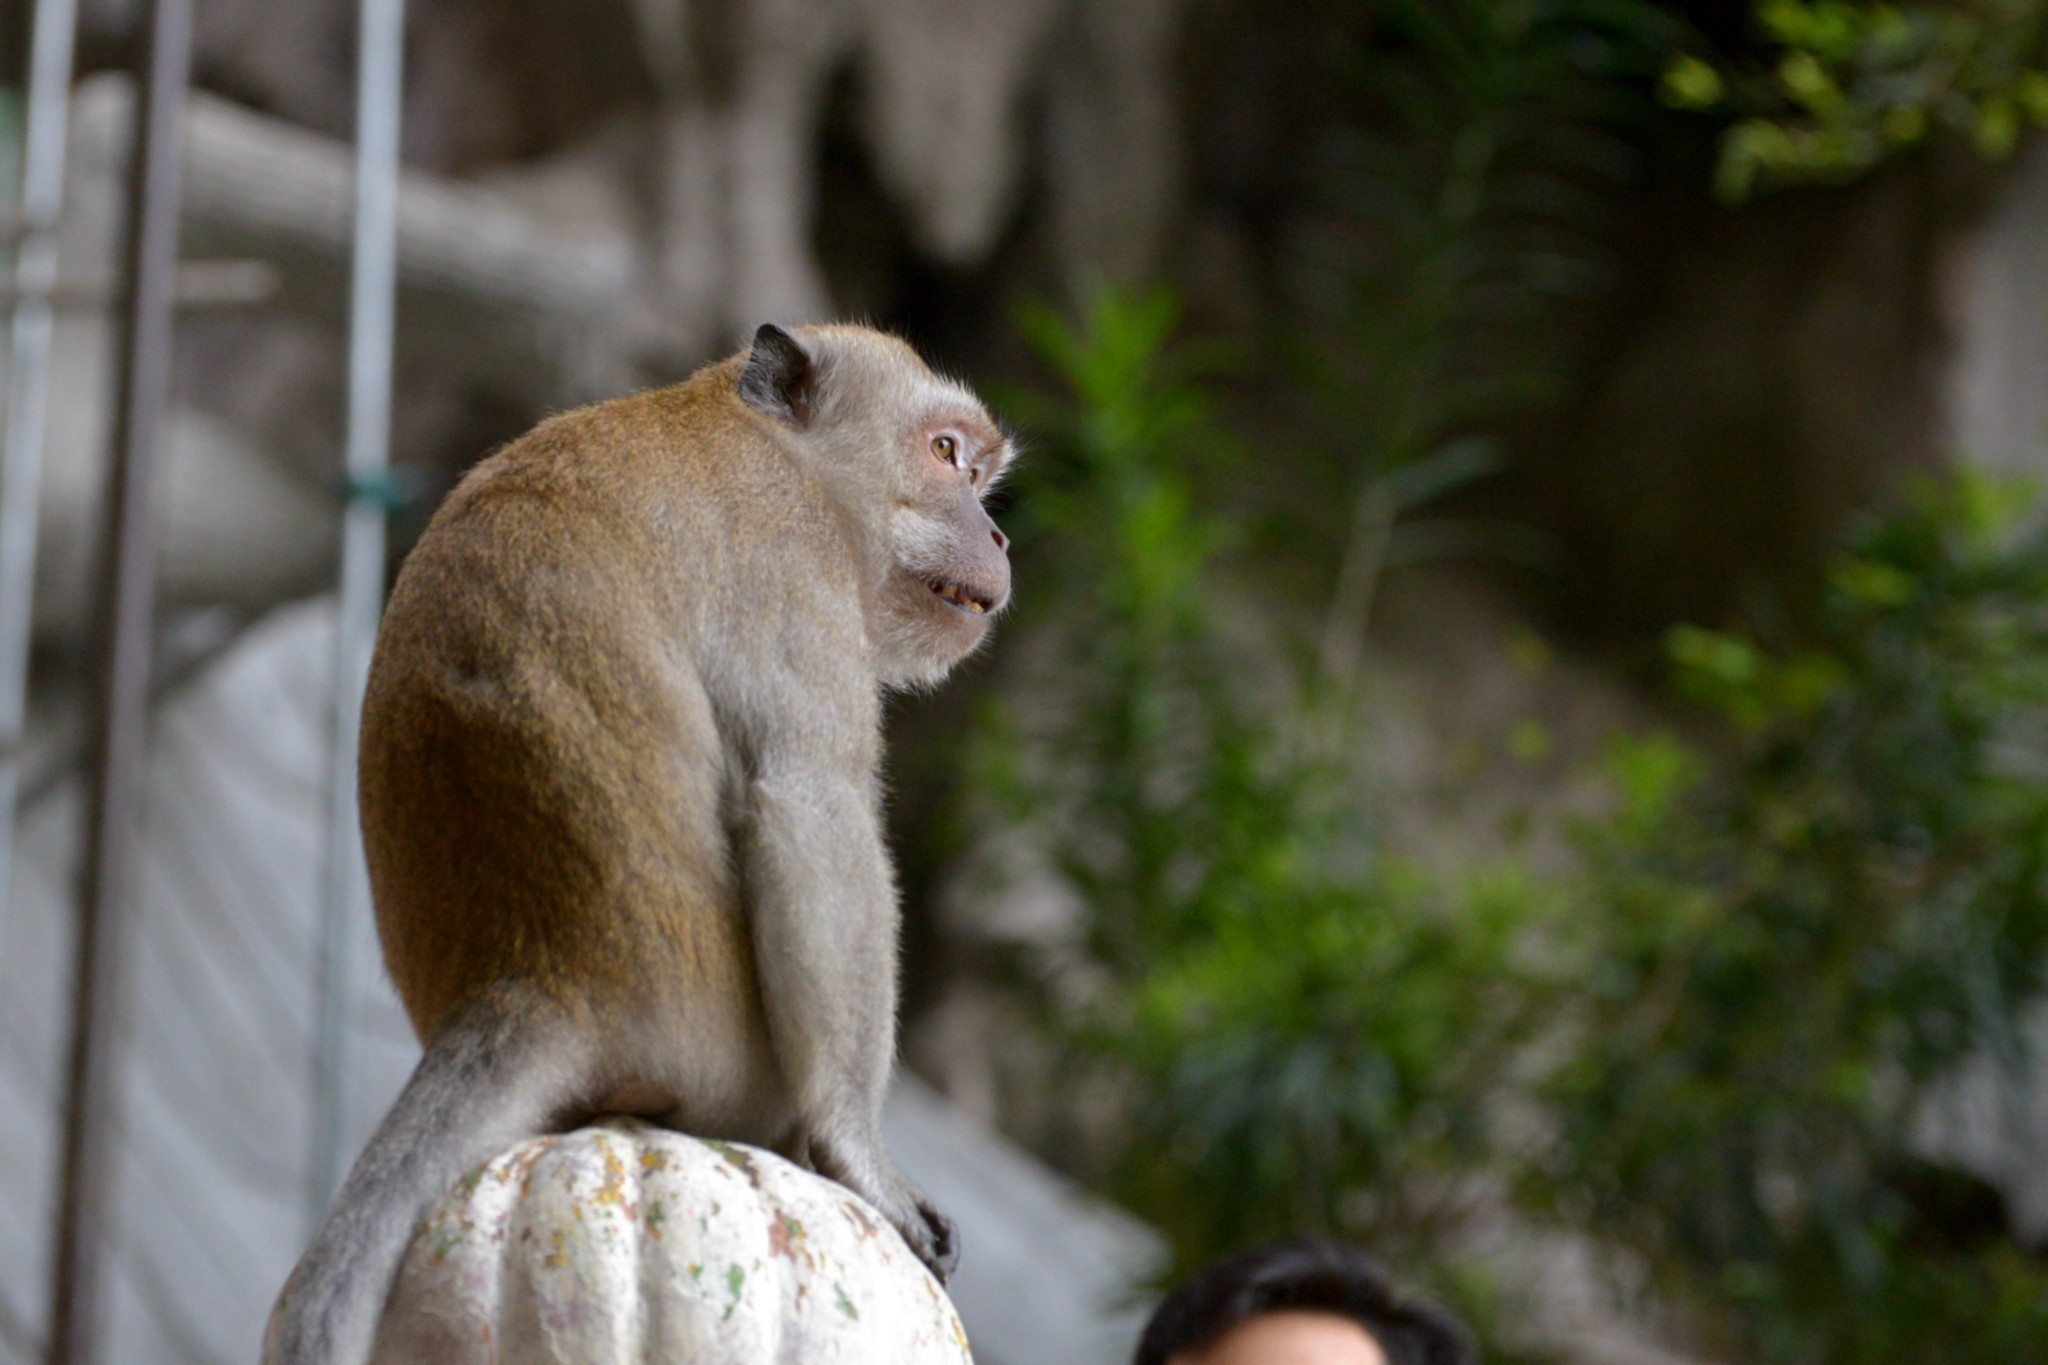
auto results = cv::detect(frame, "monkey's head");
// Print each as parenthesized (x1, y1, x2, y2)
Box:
(737, 323, 1015, 688)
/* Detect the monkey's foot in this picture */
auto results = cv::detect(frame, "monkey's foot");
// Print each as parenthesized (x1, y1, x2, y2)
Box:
(810, 1136, 961, 1284)
(914, 1199, 961, 1284)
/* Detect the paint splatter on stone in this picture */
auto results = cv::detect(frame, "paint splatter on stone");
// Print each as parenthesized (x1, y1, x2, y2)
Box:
(370, 1119, 973, 1364)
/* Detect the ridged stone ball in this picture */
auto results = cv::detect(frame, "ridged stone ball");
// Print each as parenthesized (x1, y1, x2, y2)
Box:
(367, 1119, 974, 1364)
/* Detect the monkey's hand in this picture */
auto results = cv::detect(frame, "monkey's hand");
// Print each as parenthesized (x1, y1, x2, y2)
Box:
(813, 1137, 960, 1284)
(880, 1189, 957, 1284)
(911, 1198, 959, 1285)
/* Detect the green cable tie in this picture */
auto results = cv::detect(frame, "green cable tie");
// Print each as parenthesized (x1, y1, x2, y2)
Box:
(340, 468, 418, 509)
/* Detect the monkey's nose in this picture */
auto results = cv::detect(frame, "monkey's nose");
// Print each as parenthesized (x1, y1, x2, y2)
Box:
(990, 527, 1009, 552)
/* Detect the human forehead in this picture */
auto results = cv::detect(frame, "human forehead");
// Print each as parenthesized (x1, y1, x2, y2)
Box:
(1170, 1310, 1389, 1365)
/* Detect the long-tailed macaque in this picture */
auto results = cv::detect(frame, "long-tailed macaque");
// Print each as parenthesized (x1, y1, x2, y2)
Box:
(264, 324, 1013, 1364)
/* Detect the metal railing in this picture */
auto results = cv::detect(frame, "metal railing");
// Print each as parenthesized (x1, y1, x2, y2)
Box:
(0, 0, 406, 1356)
(311, 0, 407, 1222)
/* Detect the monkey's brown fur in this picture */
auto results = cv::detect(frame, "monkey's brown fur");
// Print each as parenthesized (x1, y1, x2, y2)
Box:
(366, 378, 780, 1064)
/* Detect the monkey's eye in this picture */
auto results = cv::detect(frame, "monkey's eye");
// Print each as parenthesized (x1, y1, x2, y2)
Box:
(931, 434, 961, 467)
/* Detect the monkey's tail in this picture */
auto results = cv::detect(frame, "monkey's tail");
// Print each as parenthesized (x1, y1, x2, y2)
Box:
(262, 983, 591, 1365)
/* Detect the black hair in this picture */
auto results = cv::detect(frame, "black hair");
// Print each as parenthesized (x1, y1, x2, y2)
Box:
(1132, 1238, 1477, 1365)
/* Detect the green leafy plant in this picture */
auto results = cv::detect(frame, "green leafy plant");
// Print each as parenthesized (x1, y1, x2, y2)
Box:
(1663, 1, 2048, 197)
(975, 291, 2048, 1361)
(960, 12, 2048, 1361)
(1539, 472, 2048, 1362)
(1301, 0, 1676, 673)
(970, 4, 1686, 1341)
(971, 293, 1562, 1357)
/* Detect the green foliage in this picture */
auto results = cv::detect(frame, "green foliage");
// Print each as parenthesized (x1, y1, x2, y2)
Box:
(1663, 2, 2048, 198)
(1001, 290, 1235, 657)
(976, 293, 1556, 1300)
(963, 11, 2048, 1361)
(1539, 472, 2048, 1362)
(1304, 0, 1676, 668)
(975, 288, 2048, 1360)
(984, 290, 1259, 982)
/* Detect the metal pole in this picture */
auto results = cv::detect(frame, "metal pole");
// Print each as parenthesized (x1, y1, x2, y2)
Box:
(0, 0, 82, 978)
(47, 0, 193, 1357)
(309, 0, 406, 1221)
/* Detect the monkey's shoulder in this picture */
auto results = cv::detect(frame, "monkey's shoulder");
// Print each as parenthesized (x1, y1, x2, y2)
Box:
(445, 377, 829, 541)
(381, 369, 867, 693)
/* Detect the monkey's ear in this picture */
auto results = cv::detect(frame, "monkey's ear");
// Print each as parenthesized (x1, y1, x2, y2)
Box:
(737, 324, 817, 425)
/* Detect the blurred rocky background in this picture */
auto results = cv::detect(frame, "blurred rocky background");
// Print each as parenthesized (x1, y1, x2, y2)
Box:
(2, 2, 2047, 1363)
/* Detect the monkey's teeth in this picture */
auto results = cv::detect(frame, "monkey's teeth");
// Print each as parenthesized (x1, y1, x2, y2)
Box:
(929, 579, 989, 614)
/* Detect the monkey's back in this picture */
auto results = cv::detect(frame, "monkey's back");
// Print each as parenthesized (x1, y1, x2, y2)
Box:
(359, 367, 838, 1086)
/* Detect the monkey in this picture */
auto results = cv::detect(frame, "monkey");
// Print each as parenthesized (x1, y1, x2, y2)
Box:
(264, 323, 1013, 1365)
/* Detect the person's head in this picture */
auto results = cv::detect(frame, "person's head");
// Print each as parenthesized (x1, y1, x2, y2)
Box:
(1133, 1239, 1476, 1365)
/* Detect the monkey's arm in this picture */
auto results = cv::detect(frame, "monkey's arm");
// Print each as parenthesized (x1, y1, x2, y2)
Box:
(735, 703, 957, 1278)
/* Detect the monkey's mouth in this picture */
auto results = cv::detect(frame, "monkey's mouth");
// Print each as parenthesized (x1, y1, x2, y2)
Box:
(926, 578, 995, 616)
